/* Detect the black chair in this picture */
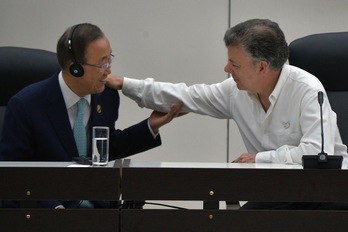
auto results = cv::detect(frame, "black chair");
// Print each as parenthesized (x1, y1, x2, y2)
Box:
(0, 47, 60, 208)
(289, 32, 348, 146)
(0, 47, 60, 138)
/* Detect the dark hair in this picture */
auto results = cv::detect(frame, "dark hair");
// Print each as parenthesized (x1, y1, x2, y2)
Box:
(56, 23, 104, 70)
(224, 19, 289, 70)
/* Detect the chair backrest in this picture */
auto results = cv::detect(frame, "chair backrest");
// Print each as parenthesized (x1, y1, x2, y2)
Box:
(289, 32, 348, 146)
(0, 47, 60, 137)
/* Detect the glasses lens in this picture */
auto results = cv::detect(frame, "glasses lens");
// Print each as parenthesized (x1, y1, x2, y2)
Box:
(96, 54, 114, 72)
(100, 62, 112, 73)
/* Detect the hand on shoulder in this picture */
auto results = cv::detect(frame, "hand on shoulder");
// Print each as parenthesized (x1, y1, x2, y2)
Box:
(106, 74, 124, 90)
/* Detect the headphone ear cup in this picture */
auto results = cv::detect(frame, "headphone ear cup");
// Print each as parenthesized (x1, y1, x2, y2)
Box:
(69, 64, 84, 77)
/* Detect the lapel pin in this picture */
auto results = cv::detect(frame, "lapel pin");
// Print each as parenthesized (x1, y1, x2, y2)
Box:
(97, 104, 102, 113)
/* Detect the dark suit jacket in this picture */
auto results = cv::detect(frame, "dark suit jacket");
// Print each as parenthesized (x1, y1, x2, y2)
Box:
(0, 72, 161, 207)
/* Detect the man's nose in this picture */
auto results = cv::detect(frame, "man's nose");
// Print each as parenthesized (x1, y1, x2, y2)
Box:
(104, 66, 112, 75)
(224, 64, 231, 73)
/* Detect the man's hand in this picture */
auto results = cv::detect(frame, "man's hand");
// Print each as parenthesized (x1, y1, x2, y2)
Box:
(149, 102, 185, 134)
(233, 153, 256, 163)
(106, 74, 124, 90)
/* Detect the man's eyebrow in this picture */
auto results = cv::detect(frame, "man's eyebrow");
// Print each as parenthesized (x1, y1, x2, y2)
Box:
(229, 58, 238, 64)
(100, 52, 113, 62)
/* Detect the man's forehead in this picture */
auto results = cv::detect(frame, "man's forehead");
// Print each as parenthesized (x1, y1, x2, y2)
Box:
(227, 46, 249, 60)
(85, 37, 111, 61)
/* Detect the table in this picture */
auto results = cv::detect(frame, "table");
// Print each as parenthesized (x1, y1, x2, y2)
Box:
(3, 159, 348, 231)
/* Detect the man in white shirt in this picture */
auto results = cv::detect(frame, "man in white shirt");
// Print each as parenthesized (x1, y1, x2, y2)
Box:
(106, 19, 348, 209)
(107, 19, 348, 164)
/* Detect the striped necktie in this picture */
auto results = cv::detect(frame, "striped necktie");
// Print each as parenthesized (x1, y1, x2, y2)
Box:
(73, 98, 87, 156)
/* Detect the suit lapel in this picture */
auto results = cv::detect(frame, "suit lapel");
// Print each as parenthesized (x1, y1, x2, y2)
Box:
(44, 75, 79, 158)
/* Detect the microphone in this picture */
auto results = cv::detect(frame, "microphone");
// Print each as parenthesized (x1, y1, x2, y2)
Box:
(302, 91, 343, 169)
(317, 91, 327, 162)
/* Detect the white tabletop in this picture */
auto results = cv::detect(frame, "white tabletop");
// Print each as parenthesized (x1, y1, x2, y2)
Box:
(0, 160, 116, 168)
(127, 161, 303, 169)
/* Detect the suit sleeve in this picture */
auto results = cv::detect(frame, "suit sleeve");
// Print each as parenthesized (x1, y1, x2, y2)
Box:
(109, 119, 161, 159)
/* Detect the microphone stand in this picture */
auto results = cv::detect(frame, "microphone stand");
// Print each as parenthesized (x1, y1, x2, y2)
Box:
(317, 91, 328, 163)
(302, 91, 343, 169)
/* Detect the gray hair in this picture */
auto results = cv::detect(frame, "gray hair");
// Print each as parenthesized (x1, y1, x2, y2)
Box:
(57, 23, 104, 70)
(224, 19, 289, 70)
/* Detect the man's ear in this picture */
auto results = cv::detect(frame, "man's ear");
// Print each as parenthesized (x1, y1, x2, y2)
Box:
(258, 60, 269, 74)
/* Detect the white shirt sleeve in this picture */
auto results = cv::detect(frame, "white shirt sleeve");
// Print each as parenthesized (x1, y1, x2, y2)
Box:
(147, 119, 159, 138)
(122, 77, 234, 119)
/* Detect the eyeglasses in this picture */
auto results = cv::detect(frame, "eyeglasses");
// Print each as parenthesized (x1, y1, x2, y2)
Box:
(83, 54, 114, 73)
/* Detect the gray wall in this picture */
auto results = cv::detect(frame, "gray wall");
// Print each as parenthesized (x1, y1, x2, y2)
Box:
(1, 0, 347, 166)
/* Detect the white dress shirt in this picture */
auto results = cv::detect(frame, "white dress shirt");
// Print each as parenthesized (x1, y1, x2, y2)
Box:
(58, 72, 91, 129)
(122, 65, 348, 164)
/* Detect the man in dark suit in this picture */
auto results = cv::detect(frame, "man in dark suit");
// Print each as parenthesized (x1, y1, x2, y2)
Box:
(0, 23, 182, 208)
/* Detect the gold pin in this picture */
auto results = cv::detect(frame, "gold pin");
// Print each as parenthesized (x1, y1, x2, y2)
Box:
(97, 104, 102, 113)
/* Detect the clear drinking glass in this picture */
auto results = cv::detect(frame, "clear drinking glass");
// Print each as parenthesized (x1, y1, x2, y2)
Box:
(92, 126, 109, 166)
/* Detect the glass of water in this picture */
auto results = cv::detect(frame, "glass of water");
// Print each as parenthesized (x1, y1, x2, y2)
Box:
(92, 126, 109, 166)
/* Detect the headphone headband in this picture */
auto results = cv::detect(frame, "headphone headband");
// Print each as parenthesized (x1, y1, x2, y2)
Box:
(68, 24, 84, 77)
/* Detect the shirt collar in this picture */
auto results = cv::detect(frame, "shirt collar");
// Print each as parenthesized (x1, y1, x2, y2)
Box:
(58, 71, 91, 109)
(269, 64, 290, 103)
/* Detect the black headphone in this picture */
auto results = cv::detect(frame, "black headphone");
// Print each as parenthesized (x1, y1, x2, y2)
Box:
(68, 24, 84, 77)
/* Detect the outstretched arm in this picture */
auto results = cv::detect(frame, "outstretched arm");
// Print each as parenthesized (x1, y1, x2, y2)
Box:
(107, 73, 233, 119)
